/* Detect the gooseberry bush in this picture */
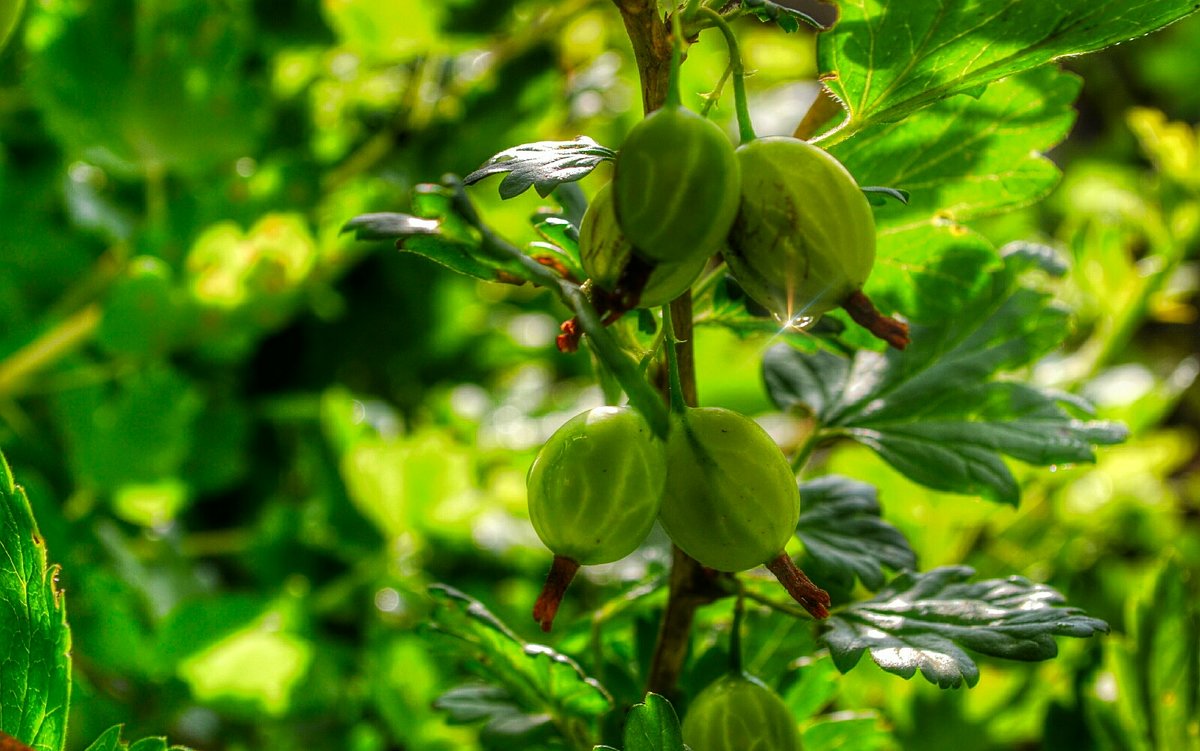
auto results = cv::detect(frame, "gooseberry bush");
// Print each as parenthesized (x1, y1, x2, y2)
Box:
(2, 1, 1199, 750)
(338, 1, 1195, 748)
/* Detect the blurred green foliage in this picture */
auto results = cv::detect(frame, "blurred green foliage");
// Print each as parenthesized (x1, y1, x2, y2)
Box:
(0, 1, 1197, 750)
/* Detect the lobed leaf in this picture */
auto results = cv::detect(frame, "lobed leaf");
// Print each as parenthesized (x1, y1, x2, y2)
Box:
(342, 184, 538, 284)
(464, 138, 616, 199)
(425, 585, 613, 745)
(834, 68, 1081, 324)
(740, 0, 827, 32)
(81, 726, 192, 751)
(0, 453, 70, 751)
(764, 247, 1128, 505)
(821, 566, 1109, 689)
(817, 0, 1200, 144)
(796, 476, 916, 591)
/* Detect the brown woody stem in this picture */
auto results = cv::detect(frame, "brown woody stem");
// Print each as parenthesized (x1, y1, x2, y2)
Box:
(610, 0, 717, 700)
(766, 553, 831, 619)
(843, 289, 911, 350)
(533, 555, 581, 632)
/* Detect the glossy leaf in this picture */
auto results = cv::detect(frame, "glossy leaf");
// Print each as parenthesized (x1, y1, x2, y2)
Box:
(764, 247, 1128, 505)
(425, 585, 613, 745)
(832, 68, 1080, 324)
(599, 693, 687, 751)
(0, 452, 70, 751)
(344, 185, 537, 283)
(821, 566, 1109, 689)
(796, 476, 916, 591)
(81, 726, 191, 751)
(740, 0, 826, 32)
(464, 137, 616, 199)
(817, 0, 1200, 144)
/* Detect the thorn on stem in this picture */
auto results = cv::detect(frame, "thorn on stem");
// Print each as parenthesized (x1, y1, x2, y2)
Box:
(766, 553, 831, 619)
(532, 555, 581, 632)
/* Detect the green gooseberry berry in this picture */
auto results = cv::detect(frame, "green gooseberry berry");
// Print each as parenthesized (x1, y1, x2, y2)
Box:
(613, 104, 740, 266)
(723, 137, 874, 322)
(580, 183, 708, 308)
(527, 406, 667, 630)
(721, 137, 909, 348)
(659, 407, 830, 618)
(682, 673, 801, 751)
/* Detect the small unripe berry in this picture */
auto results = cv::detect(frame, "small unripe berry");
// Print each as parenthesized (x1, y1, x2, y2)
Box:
(613, 105, 740, 266)
(527, 406, 666, 630)
(682, 673, 801, 751)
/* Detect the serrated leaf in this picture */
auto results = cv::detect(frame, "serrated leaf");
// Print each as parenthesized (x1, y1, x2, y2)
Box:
(425, 585, 613, 744)
(831, 68, 1080, 324)
(0, 452, 70, 751)
(464, 137, 616, 199)
(836, 68, 1079, 224)
(764, 250, 1127, 505)
(1087, 559, 1200, 751)
(797, 476, 916, 591)
(622, 694, 686, 751)
(821, 566, 1109, 689)
(345, 185, 538, 284)
(340, 213, 442, 241)
(81, 726, 192, 751)
(741, 0, 827, 32)
(861, 186, 909, 206)
(817, 0, 1200, 144)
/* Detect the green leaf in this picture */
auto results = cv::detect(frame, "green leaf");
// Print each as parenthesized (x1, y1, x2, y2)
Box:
(1087, 559, 1200, 751)
(801, 711, 894, 750)
(0, 0, 24, 53)
(821, 566, 1109, 689)
(464, 137, 616, 199)
(0, 452, 70, 751)
(796, 476, 916, 591)
(622, 694, 686, 751)
(26, 0, 257, 176)
(81, 726, 192, 751)
(835, 68, 1079, 225)
(763, 248, 1128, 505)
(433, 684, 556, 743)
(53, 366, 202, 496)
(425, 585, 613, 744)
(831, 68, 1081, 323)
(344, 185, 537, 283)
(817, 0, 1200, 144)
(740, 0, 826, 32)
(340, 213, 442, 241)
(860, 186, 910, 206)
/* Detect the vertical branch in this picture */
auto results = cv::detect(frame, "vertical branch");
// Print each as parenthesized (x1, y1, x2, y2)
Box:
(611, 0, 674, 115)
(609, 0, 721, 699)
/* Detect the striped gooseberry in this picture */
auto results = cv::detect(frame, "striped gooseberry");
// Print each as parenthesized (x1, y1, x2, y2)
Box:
(527, 406, 666, 630)
(721, 137, 908, 349)
(580, 183, 707, 308)
(658, 407, 829, 618)
(682, 673, 801, 751)
(613, 104, 740, 266)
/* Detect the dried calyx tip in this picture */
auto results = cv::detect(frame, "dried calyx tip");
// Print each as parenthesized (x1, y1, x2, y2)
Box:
(532, 555, 581, 632)
(766, 553, 831, 620)
(843, 290, 910, 350)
